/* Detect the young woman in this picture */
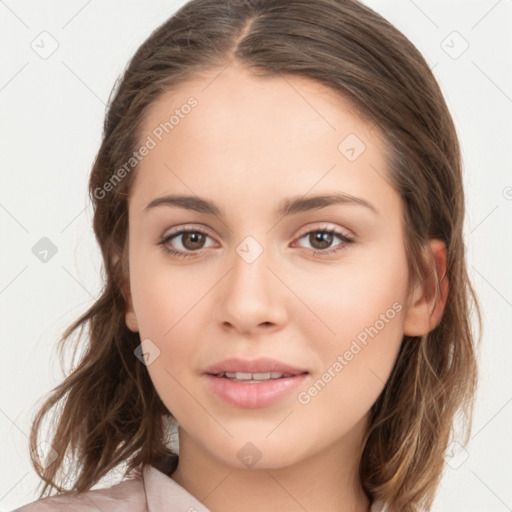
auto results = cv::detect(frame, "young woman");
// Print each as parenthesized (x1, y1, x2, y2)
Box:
(14, 0, 480, 511)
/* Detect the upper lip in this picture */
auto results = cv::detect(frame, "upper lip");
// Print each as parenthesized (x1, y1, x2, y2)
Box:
(204, 357, 309, 376)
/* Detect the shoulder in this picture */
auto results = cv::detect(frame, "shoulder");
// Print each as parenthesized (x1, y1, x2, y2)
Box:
(11, 476, 146, 512)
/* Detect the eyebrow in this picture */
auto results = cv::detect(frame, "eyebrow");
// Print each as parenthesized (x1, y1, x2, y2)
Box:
(144, 192, 379, 217)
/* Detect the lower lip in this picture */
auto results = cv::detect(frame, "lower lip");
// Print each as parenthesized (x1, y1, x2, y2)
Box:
(203, 373, 309, 409)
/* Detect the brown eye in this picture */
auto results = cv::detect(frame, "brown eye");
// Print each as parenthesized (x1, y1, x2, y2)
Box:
(180, 231, 207, 250)
(158, 228, 214, 259)
(308, 231, 335, 250)
(295, 227, 355, 256)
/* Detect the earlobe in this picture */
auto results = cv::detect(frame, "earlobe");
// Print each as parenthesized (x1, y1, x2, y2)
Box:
(112, 250, 139, 333)
(125, 311, 139, 332)
(403, 239, 449, 337)
(124, 285, 139, 333)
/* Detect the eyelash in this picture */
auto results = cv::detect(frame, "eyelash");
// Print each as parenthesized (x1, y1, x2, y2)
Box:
(158, 225, 355, 260)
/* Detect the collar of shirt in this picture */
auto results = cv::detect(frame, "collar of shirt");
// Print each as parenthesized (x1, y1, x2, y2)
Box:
(142, 463, 387, 512)
(143, 463, 211, 512)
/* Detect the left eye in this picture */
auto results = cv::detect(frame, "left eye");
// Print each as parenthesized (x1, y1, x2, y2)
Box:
(294, 227, 354, 254)
(158, 226, 354, 259)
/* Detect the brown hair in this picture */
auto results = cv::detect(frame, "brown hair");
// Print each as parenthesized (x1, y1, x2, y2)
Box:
(28, 1, 481, 510)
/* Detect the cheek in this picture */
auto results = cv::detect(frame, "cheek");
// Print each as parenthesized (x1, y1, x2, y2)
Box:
(291, 241, 408, 408)
(128, 255, 213, 413)
(129, 244, 213, 340)
(140, 310, 202, 424)
(292, 239, 408, 345)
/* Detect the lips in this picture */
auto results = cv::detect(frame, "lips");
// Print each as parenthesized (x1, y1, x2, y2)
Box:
(203, 361, 310, 408)
(203, 357, 309, 377)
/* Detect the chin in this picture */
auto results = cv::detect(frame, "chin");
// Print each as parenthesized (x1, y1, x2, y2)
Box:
(211, 436, 309, 471)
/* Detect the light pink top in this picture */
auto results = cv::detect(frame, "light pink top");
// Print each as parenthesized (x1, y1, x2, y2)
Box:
(12, 463, 388, 511)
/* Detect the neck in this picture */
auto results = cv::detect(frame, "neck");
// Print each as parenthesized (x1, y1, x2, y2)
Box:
(170, 421, 371, 512)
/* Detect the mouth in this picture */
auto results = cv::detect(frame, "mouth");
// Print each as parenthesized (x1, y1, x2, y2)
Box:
(206, 370, 309, 382)
(202, 357, 310, 408)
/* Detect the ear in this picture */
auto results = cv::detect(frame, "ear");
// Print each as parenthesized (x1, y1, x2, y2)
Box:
(112, 252, 139, 333)
(124, 284, 139, 333)
(403, 239, 449, 336)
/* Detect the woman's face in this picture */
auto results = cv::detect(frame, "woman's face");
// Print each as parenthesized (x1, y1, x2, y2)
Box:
(124, 63, 423, 470)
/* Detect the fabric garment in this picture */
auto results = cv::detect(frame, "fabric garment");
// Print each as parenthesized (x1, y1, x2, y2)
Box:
(12, 461, 388, 511)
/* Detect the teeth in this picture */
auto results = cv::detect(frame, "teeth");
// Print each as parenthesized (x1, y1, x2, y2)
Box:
(220, 371, 294, 380)
(253, 372, 271, 380)
(229, 372, 252, 380)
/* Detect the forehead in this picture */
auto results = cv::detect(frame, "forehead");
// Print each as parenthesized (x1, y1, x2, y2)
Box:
(141, 63, 378, 142)
(130, 64, 391, 211)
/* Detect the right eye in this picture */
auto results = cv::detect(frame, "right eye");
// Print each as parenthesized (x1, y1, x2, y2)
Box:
(158, 227, 216, 258)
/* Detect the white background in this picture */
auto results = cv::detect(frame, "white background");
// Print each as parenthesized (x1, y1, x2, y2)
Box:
(1, 0, 511, 510)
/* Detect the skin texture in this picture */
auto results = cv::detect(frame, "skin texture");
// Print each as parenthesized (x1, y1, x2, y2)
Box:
(123, 62, 448, 512)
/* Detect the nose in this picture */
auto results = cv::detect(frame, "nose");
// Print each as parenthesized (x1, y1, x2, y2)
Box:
(213, 237, 288, 335)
